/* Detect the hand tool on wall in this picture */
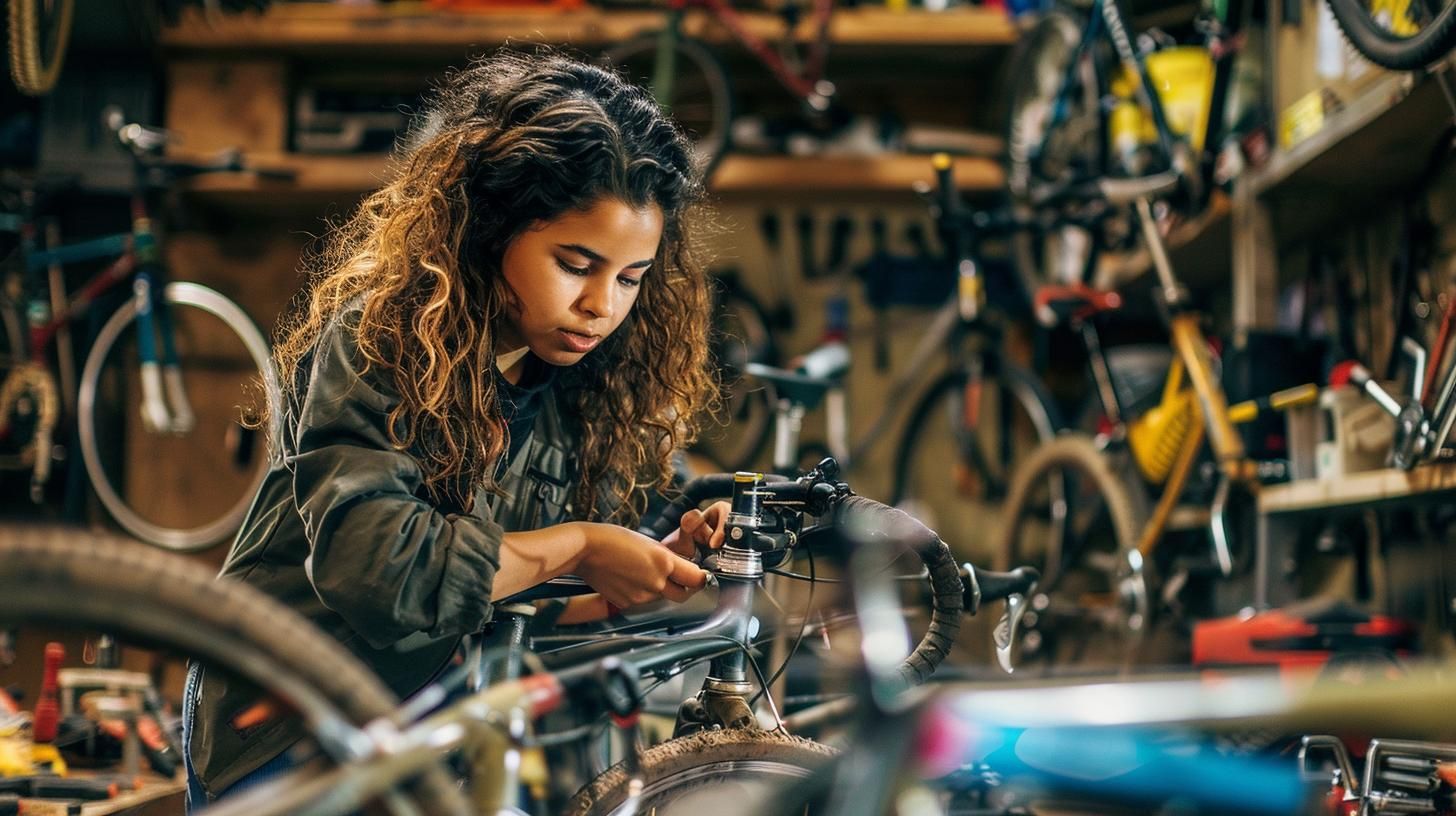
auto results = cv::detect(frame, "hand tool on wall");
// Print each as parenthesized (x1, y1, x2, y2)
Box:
(757, 211, 795, 332)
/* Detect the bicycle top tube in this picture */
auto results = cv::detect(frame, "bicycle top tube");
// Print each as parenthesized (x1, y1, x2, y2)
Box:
(24, 232, 132, 272)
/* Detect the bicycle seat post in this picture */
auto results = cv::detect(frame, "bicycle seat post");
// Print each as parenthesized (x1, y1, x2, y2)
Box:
(772, 396, 807, 473)
(1133, 196, 1188, 309)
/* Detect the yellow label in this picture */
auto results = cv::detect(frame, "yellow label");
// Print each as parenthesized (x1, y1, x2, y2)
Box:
(1279, 90, 1328, 149)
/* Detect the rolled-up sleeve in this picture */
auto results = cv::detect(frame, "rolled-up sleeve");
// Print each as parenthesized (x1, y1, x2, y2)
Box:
(288, 318, 502, 650)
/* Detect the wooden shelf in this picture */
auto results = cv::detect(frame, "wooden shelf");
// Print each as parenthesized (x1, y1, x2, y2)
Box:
(1241, 72, 1451, 242)
(1094, 190, 1232, 291)
(1259, 462, 1456, 516)
(181, 151, 1004, 208)
(160, 2, 1017, 54)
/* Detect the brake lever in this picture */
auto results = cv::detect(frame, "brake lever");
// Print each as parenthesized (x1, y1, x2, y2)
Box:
(993, 584, 1035, 675)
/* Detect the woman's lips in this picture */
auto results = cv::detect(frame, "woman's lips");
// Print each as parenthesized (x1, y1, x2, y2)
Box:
(557, 329, 601, 353)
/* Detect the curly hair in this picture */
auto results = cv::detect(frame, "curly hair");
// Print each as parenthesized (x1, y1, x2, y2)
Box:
(272, 50, 715, 524)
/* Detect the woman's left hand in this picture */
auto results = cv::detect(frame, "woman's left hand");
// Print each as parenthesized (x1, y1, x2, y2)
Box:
(661, 501, 730, 561)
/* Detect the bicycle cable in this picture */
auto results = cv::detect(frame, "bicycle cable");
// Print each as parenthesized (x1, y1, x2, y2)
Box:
(528, 631, 786, 733)
(752, 548, 814, 708)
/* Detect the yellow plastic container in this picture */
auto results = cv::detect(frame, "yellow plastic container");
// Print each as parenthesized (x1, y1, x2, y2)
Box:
(1144, 47, 1215, 151)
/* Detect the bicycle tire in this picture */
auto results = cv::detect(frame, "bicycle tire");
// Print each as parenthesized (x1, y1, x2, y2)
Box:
(6, 0, 74, 96)
(1005, 7, 1108, 292)
(563, 728, 837, 816)
(600, 33, 734, 180)
(1326, 0, 1456, 69)
(694, 279, 776, 471)
(0, 527, 468, 815)
(891, 362, 1062, 553)
(77, 281, 280, 552)
(993, 433, 1150, 674)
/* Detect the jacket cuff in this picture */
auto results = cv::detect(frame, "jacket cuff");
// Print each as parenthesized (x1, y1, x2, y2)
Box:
(428, 513, 504, 639)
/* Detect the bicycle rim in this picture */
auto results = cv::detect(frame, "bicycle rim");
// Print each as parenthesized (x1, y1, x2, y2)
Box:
(1006, 9, 1106, 290)
(1326, 0, 1456, 69)
(600, 34, 733, 179)
(0, 529, 466, 816)
(77, 281, 280, 551)
(893, 365, 1061, 560)
(995, 434, 1150, 676)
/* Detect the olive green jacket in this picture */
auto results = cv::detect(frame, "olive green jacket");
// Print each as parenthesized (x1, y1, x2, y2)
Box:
(186, 310, 605, 797)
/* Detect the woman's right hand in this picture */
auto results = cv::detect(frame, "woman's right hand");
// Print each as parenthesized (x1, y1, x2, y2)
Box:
(574, 522, 709, 609)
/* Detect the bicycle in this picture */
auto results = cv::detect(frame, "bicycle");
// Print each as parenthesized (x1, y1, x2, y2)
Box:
(1004, 0, 1251, 297)
(0, 107, 283, 551)
(992, 185, 1320, 674)
(0, 459, 1040, 816)
(738, 156, 1063, 555)
(598, 0, 837, 177)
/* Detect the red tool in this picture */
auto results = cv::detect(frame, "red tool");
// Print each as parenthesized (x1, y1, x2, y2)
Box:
(31, 644, 63, 744)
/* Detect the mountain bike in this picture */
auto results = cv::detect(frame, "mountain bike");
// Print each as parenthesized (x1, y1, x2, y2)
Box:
(598, 0, 837, 177)
(0, 107, 283, 551)
(993, 184, 1319, 675)
(1004, 0, 1246, 295)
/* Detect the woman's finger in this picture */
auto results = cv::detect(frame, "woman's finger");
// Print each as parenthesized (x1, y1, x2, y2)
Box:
(660, 581, 696, 604)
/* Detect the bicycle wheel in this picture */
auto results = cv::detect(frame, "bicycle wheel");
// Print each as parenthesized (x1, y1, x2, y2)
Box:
(694, 279, 776, 471)
(0, 527, 468, 815)
(6, 0, 75, 96)
(1326, 0, 1456, 69)
(600, 33, 734, 179)
(1005, 8, 1107, 291)
(994, 434, 1151, 675)
(892, 362, 1062, 560)
(77, 281, 279, 551)
(563, 728, 837, 816)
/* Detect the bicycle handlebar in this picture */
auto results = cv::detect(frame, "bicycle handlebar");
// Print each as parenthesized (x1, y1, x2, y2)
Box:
(963, 564, 1039, 615)
(831, 494, 964, 692)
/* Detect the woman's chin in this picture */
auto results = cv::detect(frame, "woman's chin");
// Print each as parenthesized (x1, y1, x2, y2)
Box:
(532, 347, 587, 367)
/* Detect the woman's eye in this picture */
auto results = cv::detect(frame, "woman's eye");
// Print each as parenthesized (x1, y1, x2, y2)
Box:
(618, 276, 642, 288)
(556, 260, 590, 276)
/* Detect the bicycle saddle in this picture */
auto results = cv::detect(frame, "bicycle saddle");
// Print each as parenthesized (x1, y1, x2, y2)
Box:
(1033, 283, 1122, 328)
(745, 362, 842, 411)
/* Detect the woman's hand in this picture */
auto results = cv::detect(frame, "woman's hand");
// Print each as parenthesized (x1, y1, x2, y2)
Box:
(575, 522, 709, 609)
(660, 500, 731, 561)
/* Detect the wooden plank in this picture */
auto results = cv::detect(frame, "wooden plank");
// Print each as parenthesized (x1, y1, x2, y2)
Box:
(1259, 463, 1456, 515)
(179, 152, 1004, 204)
(712, 153, 1004, 194)
(160, 3, 1015, 52)
(165, 59, 288, 154)
(81, 776, 187, 815)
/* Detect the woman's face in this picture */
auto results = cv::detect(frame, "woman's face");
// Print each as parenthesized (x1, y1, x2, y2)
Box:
(498, 196, 664, 367)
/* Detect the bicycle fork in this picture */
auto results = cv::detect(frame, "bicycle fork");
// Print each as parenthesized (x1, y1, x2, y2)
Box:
(132, 229, 195, 436)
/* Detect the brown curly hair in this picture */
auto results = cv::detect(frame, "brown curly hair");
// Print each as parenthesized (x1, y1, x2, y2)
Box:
(272, 50, 715, 524)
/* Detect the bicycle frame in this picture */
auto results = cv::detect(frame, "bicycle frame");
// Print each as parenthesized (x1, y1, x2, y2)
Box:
(656, 0, 834, 109)
(1079, 198, 1284, 578)
(1036, 0, 1244, 191)
(3, 170, 196, 439)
